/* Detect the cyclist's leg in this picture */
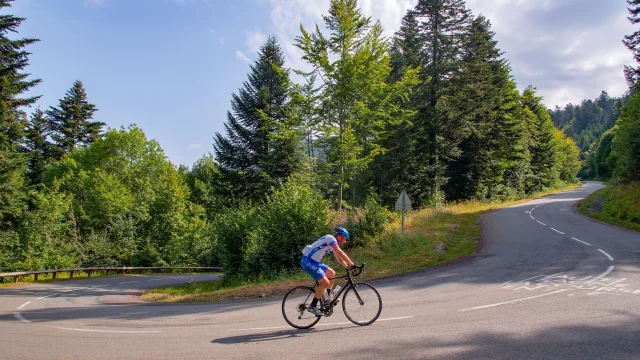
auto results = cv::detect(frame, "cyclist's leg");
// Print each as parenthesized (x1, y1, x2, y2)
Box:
(302, 257, 328, 303)
(325, 267, 336, 293)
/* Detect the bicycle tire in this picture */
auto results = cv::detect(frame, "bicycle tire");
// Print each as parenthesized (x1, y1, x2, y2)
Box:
(282, 286, 321, 329)
(342, 282, 382, 326)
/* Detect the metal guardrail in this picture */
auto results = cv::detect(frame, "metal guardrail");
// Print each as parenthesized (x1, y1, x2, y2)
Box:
(0, 266, 223, 283)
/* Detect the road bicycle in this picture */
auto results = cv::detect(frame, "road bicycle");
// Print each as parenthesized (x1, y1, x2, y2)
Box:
(281, 263, 382, 329)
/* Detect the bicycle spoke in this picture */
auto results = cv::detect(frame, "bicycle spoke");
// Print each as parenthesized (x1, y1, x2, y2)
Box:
(282, 286, 321, 329)
(342, 283, 382, 326)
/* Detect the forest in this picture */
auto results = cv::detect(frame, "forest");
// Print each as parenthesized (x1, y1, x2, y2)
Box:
(5, 0, 616, 279)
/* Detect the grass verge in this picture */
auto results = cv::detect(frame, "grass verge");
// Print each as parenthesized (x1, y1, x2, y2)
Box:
(142, 182, 580, 303)
(578, 182, 640, 232)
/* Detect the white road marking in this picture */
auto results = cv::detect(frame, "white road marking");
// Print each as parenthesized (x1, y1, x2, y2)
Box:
(230, 316, 413, 331)
(147, 278, 167, 282)
(17, 301, 31, 310)
(594, 266, 615, 280)
(571, 237, 591, 246)
(118, 281, 140, 285)
(53, 327, 161, 333)
(530, 215, 535, 220)
(13, 313, 31, 322)
(550, 228, 565, 235)
(597, 249, 614, 261)
(38, 294, 57, 299)
(537, 221, 547, 226)
(460, 289, 569, 312)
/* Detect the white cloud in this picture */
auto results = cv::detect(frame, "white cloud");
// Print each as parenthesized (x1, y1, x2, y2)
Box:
(245, 29, 268, 54)
(236, 50, 252, 64)
(188, 144, 202, 149)
(265, 0, 636, 107)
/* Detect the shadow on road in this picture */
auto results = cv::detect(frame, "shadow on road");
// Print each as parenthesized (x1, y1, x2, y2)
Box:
(210, 326, 351, 344)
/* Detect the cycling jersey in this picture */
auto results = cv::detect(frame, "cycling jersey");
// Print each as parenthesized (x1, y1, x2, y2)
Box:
(302, 235, 338, 262)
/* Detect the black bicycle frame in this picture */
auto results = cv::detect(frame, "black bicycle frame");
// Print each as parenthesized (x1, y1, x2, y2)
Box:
(314, 265, 366, 307)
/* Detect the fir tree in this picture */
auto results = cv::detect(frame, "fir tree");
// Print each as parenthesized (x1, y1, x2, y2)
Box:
(213, 36, 301, 200)
(0, 0, 41, 226)
(21, 108, 53, 185)
(444, 15, 524, 200)
(623, 0, 640, 87)
(406, 0, 472, 206)
(47, 80, 102, 157)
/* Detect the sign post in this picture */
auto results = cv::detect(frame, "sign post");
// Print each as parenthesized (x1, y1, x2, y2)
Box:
(395, 191, 412, 233)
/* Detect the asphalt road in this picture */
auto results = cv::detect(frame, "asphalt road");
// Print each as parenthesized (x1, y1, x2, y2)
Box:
(2, 182, 640, 360)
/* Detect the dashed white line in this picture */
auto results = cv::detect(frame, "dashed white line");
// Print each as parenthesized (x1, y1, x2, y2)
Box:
(571, 237, 591, 246)
(13, 312, 30, 323)
(537, 221, 547, 226)
(118, 281, 140, 285)
(17, 301, 31, 310)
(38, 294, 57, 300)
(597, 249, 614, 261)
(53, 327, 161, 333)
(550, 228, 565, 235)
(530, 214, 535, 220)
(460, 289, 569, 312)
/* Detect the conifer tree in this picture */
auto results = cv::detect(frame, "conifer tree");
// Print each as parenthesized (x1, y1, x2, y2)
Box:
(0, 0, 41, 226)
(21, 108, 53, 185)
(213, 36, 301, 200)
(444, 15, 524, 200)
(47, 80, 103, 158)
(623, 0, 640, 87)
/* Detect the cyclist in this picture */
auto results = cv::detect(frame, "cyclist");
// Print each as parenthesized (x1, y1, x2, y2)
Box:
(300, 227, 355, 315)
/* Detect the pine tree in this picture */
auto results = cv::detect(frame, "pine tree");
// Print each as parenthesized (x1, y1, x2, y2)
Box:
(522, 86, 558, 192)
(21, 108, 53, 184)
(623, 0, 640, 87)
(443, 15, 524, 200)
(0, 0, 41, 226)
(47, 80, 102, 158)
(405, 0, 472, 206)
(213, 36, 301, 200)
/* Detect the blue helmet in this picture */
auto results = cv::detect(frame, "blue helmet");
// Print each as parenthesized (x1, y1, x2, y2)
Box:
(334, 227, 350, 240)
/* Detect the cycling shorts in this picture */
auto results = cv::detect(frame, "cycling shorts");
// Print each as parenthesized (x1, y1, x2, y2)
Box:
(301, 256, 328, 281)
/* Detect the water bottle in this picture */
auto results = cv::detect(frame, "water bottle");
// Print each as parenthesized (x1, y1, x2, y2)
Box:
(332, 284, 342, 300)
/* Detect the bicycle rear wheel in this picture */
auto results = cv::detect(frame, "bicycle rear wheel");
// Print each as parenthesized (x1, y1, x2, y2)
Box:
(282, 286, 321, 329)
(342, 282, 382, 326)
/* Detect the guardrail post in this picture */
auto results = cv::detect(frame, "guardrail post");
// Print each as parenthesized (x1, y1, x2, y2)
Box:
(53, 272, 57, 279)
(122, 267, 126, 275)
(14, 276, 18, 283)
(105, 269, 109, 276)
(87, 271, 92, 278)
(69, 271, 74, 279)
(34, 273, 39, 281)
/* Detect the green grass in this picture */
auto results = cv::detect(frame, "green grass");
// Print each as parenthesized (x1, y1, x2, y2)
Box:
(143, 182, 580, 303)
(578, 182, 640, 232)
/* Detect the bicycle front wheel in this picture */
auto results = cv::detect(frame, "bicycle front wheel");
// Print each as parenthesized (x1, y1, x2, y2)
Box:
(342, 282, 382, 326)
(282, 286, 321, 329)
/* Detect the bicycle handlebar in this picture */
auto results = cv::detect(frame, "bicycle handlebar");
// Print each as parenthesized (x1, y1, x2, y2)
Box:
(347, 263, 366, 277)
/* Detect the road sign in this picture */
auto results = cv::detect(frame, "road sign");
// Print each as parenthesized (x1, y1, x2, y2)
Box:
(395, 191, 412, 233)
(395, 191, 412, 211)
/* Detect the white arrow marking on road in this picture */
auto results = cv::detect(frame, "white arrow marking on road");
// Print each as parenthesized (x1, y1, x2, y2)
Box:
(597, 249, 614, 261)
(459, 289, 569, 312)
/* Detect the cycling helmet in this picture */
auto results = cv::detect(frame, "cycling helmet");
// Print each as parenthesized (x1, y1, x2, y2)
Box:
(334, 227, 350, 240)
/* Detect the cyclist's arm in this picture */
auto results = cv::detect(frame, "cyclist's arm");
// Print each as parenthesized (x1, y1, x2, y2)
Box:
(331, 244, 355, 268)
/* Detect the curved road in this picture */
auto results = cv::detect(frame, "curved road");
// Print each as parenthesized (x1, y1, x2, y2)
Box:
(2, 182, 640, 359)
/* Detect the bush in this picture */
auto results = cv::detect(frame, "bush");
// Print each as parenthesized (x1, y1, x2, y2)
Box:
(213, 204, 258, 276)
(252, 176, 330, 277)
(345, 190, 392, 248)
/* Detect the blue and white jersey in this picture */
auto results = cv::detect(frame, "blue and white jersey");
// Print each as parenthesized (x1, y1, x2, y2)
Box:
(301, 235, 338, 262)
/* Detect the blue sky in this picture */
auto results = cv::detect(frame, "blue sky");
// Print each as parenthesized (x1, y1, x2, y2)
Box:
(10, 0, 635, 167)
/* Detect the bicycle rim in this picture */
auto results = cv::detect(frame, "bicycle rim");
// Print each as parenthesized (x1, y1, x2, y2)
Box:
(282, 286, 321, 329)
(342, 282, 382, 326)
